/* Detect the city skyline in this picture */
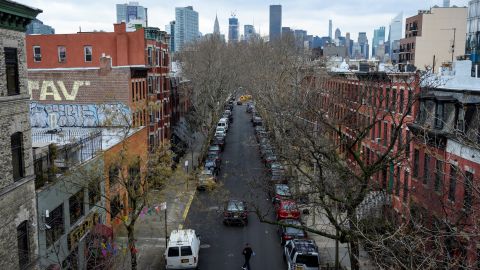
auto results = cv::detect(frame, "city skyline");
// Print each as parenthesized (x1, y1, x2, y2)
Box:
(20, 0, 469, 41)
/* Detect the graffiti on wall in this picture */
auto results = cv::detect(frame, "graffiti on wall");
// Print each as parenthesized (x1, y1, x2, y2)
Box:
(28, 80, 91, 101)
(30, 102, 131, 128)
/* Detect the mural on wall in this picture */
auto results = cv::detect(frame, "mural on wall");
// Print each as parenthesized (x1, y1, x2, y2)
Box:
(28, 80, 91, 101)
(30, 102, 131, 128)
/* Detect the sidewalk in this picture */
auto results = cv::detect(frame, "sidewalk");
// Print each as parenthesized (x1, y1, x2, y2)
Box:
(114, 132, 205, 270)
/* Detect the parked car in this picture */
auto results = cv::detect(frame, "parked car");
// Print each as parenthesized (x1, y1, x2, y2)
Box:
(261, 148, 275, 160)
(270, 172, 289, 184)
(276, 200, 300, 220)
(223, 199, 248, 226)
(256, 131, 268, 142)
(267, 162, 285, 175)
(271, 184, 292, 204)
(278, 219, 307, 245)
(215, 126, 227, 137)
(165, 229, 200, 269)
(253, 116, 263, 126)
(205, 159, 220, 176)
(237, 100, 242, 105)
(283, 239, 320, 270)
(207, 151, 221, 164)
(197, 170, 217, 191)
(217, 118, 229, 132)
(208, 145, 221, 155)
(212, 136, 225, 151)
(260, 145, 275, 157)
(264, 153, 278, 165)
(246, 103, 254, 113)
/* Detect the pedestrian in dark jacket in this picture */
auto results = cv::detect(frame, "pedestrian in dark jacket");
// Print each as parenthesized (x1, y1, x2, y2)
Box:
(242, 243, 254, 270)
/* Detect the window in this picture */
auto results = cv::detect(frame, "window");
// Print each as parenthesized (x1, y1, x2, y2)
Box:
(423, 154, 430, 185)
(17, 221, 29, 269)
(435, 103, 444, 129)
(448, 165, 457, 202)
(110, 195, 122, 219)
(413, 149, 420, 178)
(382, 168, 387, 189)
(395, 167, 401, 196)
(385, 88, 390, 111)
(109, 165, 120, 184)
(33, 46, 41, 62)
(155, 48, 160, 66)
(88, 180, 101, 209)
(407, 91, 412, 115)
(149, 135, 155, 153)
(181, 246, 193, 256)
(5, 47, 19, 96)
(392, 89, 397, 112)
(399, 89, 404, 113)
(464, 171, 473, 212)
(69, 190, 84, 226)
(148, 76, 153, 94)
(147, 47, 153, 65)
(403, 171, 409, 201)
(11, 132, 24, 181)
(434, 160, 443, 192)
(57, 46, 66, 63)
(390, 123, 395, 144)
(383, 122, 388, 146)
(46, 204, 64, 248)
(167, 247, 179, 257)
(84, 46, 92, 62)
(405, 131, 411, 158)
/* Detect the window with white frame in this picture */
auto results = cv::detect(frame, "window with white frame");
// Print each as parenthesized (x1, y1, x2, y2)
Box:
(58, 46, 66, 63)
(84, 46, 92, 62)
(33, 46, 41, 62)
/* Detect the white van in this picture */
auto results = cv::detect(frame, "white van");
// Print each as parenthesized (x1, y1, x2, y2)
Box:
(217, 118, 229, 131)
(165, 229, 200, 269)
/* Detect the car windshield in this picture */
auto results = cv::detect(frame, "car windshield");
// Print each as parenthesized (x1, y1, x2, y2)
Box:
(296, 255, 319, 267)
(209, 145, 220, 151)
(201, 170, 213, 176)
(271, 163, 283, 169)
(205, 160, 215, 167)
(216, 127, 225, 132)
(276, 185, 291, 196)
(227, 201, 245, 211)
(282, 202, 297, 210)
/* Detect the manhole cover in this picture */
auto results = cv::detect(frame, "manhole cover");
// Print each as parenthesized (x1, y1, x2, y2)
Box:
(200, 244, 211, 249)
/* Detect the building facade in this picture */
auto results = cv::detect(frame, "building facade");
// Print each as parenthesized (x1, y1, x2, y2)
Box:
(0, 1, 41, 269)
(116, 1, 148, 25)
(399, 7, 467, 70)
(466, 0, 480, 77)
(26, 23, 171, 150)
(174, 6, 198, 52)
(228, 17, 239, 43)
(358, 32, 369, 59)
(372, 26, 385, 58)
(26, 19, 54, 35)
(389, 12, 403, 63)
(269, 5, 282, 41)
(244, 24, 255, 42)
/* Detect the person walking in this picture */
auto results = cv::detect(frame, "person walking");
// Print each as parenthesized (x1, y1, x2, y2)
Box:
(242, 243, 254, 270)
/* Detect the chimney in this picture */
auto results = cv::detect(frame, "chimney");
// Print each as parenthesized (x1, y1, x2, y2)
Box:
(114, 22, 127, 33)
(99, 54, 112, 75)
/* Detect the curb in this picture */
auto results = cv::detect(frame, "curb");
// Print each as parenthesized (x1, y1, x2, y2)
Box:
(178, 191, 196, 230)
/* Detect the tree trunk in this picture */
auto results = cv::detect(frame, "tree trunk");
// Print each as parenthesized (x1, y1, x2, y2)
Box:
(127, 225, 137, 270)
(349, 238, 360, 270)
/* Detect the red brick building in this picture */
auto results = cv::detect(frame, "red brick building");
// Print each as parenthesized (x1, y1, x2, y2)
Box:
(26, 23, 171, 150)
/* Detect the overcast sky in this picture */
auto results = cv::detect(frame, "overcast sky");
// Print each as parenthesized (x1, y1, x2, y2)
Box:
(22, 0, 469, 41)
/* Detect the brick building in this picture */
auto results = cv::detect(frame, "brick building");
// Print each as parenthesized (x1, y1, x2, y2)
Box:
(0, 1, 41, 269)
(26, 23, 171, 150)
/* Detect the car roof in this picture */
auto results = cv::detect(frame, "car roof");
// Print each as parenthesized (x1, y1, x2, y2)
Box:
(291, 239, 318, 254)
(169, 229, 197, 246)
(280, 219, 301, 226)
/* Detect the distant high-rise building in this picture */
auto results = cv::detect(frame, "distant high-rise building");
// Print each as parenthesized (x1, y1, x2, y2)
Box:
(116, 2, 148, 27)
(389, 12, 403, 63)
(214, 14, 220, 34)
(443, 0, 450, 7)
(466, 0, 480, 76)
(335, 28, 341, 40)
(294, 29, 307, 48)
(372, 26, 386, 58)
(345, 32, 351, 57)
(228, 16, 239, 43)
(244, 25, 256, 41)
(26, 19, 54, 35)
(168, 21, 175, 53)
(174, 6, 199, 52)
(329, 20, 333, 40)
(282, 27, 294, 39)
(358, 32, 369, 59)
(269, 5, 282, 41)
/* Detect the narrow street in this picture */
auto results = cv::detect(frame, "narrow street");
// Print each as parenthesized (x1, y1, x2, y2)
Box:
(184, 104, 287, 269)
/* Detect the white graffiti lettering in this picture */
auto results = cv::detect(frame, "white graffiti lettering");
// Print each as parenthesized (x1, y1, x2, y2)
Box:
(28, 80, 91, 101)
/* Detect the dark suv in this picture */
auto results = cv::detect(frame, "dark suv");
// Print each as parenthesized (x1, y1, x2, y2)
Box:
(223, 200, 248, 226)
(283, 239, 320, 270)
(278, 219, 307, 245)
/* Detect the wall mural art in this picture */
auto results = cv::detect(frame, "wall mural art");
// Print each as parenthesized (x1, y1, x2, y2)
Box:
(30, 102, 131, 128)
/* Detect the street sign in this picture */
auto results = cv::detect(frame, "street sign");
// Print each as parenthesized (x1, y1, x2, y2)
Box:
(185, 160, 189, 167)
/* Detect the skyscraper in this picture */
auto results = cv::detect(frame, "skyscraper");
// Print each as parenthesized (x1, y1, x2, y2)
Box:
(329, 20, 333, 40)
(26, 19, 54, 35)
(168, 21, 175, 53)
(174, 6, 199, 52)
(116, 2, 148, 26)
(269, 5, 282, 41)
(346, 32, 351, 57)
(372, 26, 386, 58)
(214, 14, 220, 35)
(228, 16, 239, 43)
(358, 32, 369, 59)
(389, 12, 403, 63)
(467, 0, 480, 76)
(244, 25, 256, 41)
(335, 28, 341, 40)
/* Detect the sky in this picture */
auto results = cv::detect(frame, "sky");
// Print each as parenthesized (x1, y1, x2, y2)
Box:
(22, 0, 469, 41)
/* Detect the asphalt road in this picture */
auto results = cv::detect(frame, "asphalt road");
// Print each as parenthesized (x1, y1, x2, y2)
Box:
(184, 103, 287, 270)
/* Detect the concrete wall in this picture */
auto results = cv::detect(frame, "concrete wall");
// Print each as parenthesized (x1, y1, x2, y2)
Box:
(0, 27, 39, 269)
(416, 7, 468, 69)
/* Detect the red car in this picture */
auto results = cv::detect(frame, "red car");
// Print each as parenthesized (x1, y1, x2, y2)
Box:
(275, 200, 300, 220)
